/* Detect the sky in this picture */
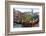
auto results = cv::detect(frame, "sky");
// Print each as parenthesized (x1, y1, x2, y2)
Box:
(14, 7, 39, 13)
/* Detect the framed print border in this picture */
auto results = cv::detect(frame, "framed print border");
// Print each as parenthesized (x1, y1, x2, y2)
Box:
(5, 1, 45, 36)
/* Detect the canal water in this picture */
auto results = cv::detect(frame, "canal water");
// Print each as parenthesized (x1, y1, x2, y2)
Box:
(13, 23, 39, 28)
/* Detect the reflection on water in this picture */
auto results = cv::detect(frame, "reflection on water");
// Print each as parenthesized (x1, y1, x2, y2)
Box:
(13, 23, 22, 28)
(13, 23, 39, 28)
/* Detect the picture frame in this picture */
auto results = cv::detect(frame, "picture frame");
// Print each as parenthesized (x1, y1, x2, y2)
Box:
(5, 0, 45, 36)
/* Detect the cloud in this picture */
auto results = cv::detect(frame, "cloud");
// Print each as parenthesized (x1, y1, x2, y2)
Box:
(14, 7, 39, 13)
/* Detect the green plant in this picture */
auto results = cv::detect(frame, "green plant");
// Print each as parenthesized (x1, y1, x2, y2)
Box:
(21, 14, 34, 22)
